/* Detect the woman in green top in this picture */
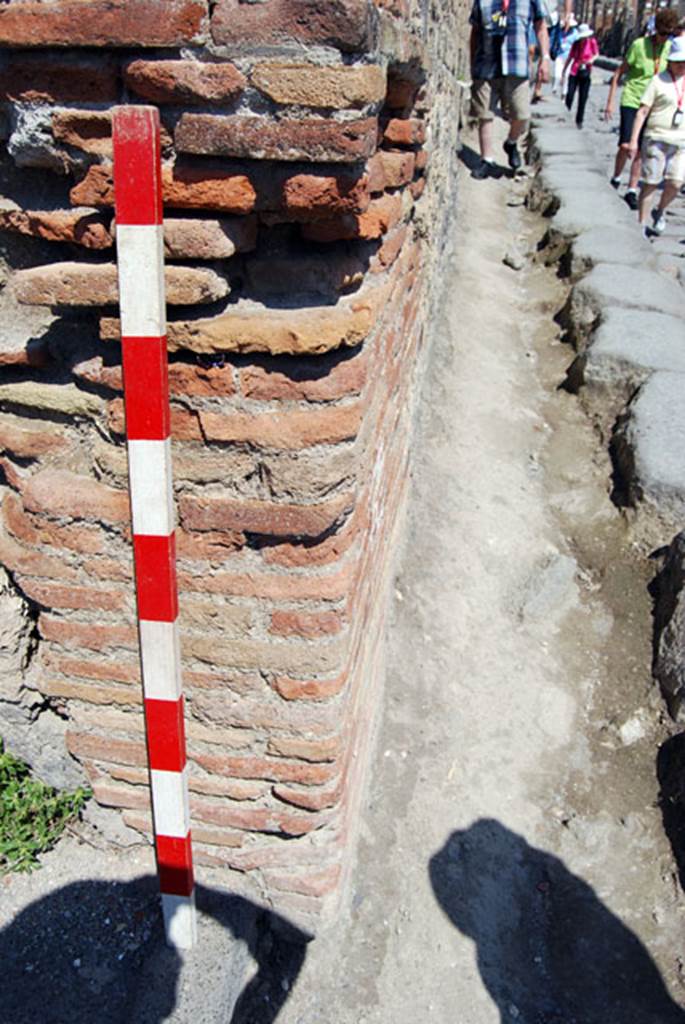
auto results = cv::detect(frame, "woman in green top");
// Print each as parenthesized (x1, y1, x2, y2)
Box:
(604, 7, 679, 209)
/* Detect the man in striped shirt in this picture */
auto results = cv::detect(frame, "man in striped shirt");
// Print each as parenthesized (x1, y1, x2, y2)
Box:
(470, 0, 551, 177)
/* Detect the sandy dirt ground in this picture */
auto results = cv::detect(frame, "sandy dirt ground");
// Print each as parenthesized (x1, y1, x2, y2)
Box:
(2, 115, 684, 1024)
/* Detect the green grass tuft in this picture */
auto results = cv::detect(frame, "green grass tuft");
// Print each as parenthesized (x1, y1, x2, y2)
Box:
(0, 739, 90, 874)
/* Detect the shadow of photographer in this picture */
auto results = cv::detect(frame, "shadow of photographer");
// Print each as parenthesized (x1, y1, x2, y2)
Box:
(0, 874, 309, 1024)
(429, 818, 685, 1024)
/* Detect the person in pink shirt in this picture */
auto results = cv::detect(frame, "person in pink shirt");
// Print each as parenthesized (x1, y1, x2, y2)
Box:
(563, 23, 599, 127)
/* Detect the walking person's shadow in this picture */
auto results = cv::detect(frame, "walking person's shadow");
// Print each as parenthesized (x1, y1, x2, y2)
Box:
(429, 819, 685, 1024)
(0, 875, 309, 1024)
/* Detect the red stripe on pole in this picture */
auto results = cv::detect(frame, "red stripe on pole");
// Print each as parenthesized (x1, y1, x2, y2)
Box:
(112, 107, 163, 226)
(133, 534, 178, 622)
(156, 834, 195, 897)
(145, 697, 187, 772)
(122, 337, 170, 440)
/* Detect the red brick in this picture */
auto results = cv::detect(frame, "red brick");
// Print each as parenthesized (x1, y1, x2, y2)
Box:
(176, 528, 245, 563)
(251, 62, 385, 108)
(162, 216, 257, 260)
(71, 357, 122, 391)
(175, 114, 378, 164)
(188, 776, 265, 801)
(125, 59, 244, 104)
(302, 192, 402, 242)
(41, 678, 140, 706)
(18, 578, 127, 612)
(190, 798, 323, 837)
(410, 177, 426, 200)
(382, 117, 426, 146)
(0, 418, 70, 459)
(371, 223, 409, 273)
(0, 1, 208, 48)
(272, 673, 348, 701)
(81, 556, 133, 583)
(385, 74, 421, 110)
(39, 615, 137, 651)
(67, 730, 147, 766)
(52, 110, 111, 156)
(48, 655, 140, 685)
(0, 334, 50, 369)
(71, 163, 257, 215)
(179, 491, 353, 539)
(211, 0, 374, 53)
(415, 150, 428, 171)
(263, 864, 341, 898)
(263, 501, 367, 568)
(280, 169, 371, 218)
(270, 610, 345, 639)
(179, 559, 356, 601)
(198, 404, 362, 449)
(267, 735, 340, 762)
(23, 469, 129, 524)
(3, 493, 105, 554)
(0, 55, 118, 103)
(273, 777, 343, 811)
(0, 202, 112, 249)
(376, 150, 416, 188)
(193, 752, 337, 786)
(108, 398, 202, 440)
(0, 532, 77, 581)
(92, 781, 150, 811)
(240, 349, 367, 402)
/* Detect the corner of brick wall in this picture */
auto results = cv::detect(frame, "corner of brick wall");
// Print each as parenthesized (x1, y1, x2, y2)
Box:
(0, 0, 468, 930)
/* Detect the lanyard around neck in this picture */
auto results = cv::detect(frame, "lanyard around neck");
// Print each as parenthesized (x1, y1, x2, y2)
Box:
(670, 68, 685, 110)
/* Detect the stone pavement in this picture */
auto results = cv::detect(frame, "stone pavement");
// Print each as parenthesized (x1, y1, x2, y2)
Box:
(530, 85, 685, 719)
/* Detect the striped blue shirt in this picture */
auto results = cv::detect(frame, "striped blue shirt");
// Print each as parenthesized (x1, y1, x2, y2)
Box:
(470, 0, 546, 80)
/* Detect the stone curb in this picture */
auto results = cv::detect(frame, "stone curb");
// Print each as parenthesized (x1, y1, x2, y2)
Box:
(530, 96, 685, 719)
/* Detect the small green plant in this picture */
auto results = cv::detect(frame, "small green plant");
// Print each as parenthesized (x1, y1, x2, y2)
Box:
(0, 739, 90, 874)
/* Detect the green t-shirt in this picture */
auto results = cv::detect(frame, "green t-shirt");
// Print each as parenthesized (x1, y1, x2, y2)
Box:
(621, 35, 672, 109)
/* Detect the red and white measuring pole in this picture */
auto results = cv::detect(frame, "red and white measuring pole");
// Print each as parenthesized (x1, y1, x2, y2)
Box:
(112, 106, 196, 950)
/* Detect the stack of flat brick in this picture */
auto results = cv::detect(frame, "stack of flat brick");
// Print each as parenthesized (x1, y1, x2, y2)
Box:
(0, 0, 468, 927)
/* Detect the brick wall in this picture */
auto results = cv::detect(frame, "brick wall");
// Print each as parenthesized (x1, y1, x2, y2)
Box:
(0, 0, 468, 928)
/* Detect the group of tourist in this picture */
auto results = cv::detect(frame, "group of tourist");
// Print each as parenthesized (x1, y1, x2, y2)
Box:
(468, 0, 685, 239)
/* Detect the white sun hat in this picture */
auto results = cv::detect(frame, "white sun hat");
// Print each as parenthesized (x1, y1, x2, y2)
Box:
(667, 36, 685, 61)
(575, 23, 594, 38)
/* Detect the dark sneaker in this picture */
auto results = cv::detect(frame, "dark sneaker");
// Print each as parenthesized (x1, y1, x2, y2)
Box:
(503, 138, 522, 170)
(624, 189, 639, 211)
(472, 159, 495, 180)
(610, 176, 621, 189)
(651, 209, 666, 235)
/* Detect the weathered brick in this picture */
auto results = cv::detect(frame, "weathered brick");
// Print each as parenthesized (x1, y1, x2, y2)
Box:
(179, 491, 352, 539)
(211, 0, 375, 52)
(240, 349, 368, 402)
(108, 398, 202, 441)
(267, 735, 340, 762)
(161, 216, 257, 260)
(193, 752, 337, 786)
(0, 531, 77, 582)
(23, 470, 129, 524)
(0, 417, 70, 459)
(125, 59, 245, 104)
(71, 163, 257, 215)
(15, 262, 228, 307)
(48, 655, 140, 685)
(51, 110, 111, 156)
(187, 776, 265, 801)
(41, 677, 140, 706)
(190, 797, 322, 837)
(263, 864, 341, 898)
(67, 730, 147, 766)
(251, 62, 385, 108)
(176, 528, 245, 562)
(385, 74, 421, 110)
(183, 634, 347, 675)
(272, 673, 348, 701)
(410, 177, 425, 200)
(0, 1, 208, 48)
(273, 777, 343, 810)
(0, 54, 118, 103)
(183, 557, 356, 601)
(187, 720, 253, 750)
(39, 615, 137, 651)
(302, 192, 403, 242)
(382, 117, 426, 146)
(0, 333, 50, 369)
(279, 169, 370, 218)
(180, 599, 255, 635)
(18, 578, 127, 612)
(0, 200, 112, 249)
(3, 493, 106, 554)
(371, 223, 409, 273)
(198, 404, 361, 449)
(81, 556, 132, 583)
(376, 150, 416, 188)
(270, 610, 345, 639)
(92, 781, 150, 811)
(263, 502, 366, 568)
(175, 114, 378, 164)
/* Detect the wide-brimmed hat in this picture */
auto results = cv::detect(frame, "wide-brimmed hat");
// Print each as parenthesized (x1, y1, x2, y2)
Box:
(576, 23, 594, 38)
(667, 36, 685, 61)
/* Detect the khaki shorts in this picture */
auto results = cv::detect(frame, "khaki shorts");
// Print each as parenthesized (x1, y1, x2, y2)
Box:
(642, 139, 685, 185)
(470, 76, 530, 123)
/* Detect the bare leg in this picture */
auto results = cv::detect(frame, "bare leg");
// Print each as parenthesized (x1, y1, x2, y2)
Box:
(613, 145, 630, 180)
(478, 119, 494, 161)
(507, 118, 527, 143)
(655, 179, 680, 215)
(638, 182, 657, 224)
(628, 152, 642, 191)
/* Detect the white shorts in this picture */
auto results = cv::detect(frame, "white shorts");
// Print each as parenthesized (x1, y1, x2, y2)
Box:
(642, 139, 685, 185)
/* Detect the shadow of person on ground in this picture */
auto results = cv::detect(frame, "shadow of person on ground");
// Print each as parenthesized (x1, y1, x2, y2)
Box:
(0, 875, 309, 1024)
(458, 142, 506, 179)
(429, 819, 685, 1024)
